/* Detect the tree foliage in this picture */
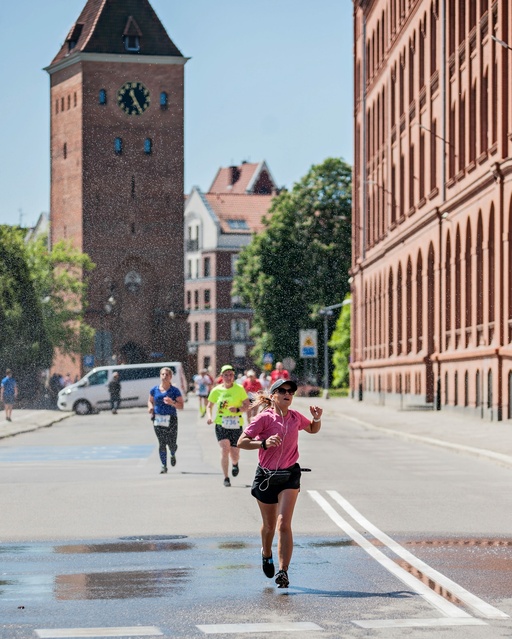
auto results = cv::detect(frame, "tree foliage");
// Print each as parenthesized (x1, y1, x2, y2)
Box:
(0, 227, 95, 392)
(234, 158, 352, 374)
(0, 226, 53, 379)
(25, 234, 95, 358)
(329, 295, 351, 388)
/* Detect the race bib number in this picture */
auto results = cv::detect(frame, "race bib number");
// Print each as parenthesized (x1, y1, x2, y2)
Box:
(222, 416, 240, 429)
(154, 415, 170, 427)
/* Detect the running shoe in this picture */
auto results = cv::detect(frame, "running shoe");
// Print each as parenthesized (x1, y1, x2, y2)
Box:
(223, 477, 231, 487)
(170, 454, 176, 467)
(275, 570, 289, 588)
(232, 463, 239, 477)
(160, 466, 168, 474)
(261, 550, 275, 578)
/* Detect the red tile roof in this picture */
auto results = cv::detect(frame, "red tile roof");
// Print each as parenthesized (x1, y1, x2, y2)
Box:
(209, 161, 276, 195)
(50, 0, 183, 67)
(204, 194, 274, 234)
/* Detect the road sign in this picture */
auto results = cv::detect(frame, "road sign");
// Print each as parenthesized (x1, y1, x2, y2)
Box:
(299, 329, 317, 358)
(263, 352, 274, 364)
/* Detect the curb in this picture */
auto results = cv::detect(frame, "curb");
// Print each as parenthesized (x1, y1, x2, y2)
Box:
(0, 412, 72, 441)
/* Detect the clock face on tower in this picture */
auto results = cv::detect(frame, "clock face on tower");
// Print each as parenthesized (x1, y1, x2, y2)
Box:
(117, 81, 151, 115)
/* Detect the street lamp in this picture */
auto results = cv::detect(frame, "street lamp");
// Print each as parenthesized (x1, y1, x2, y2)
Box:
(318, 299, 351, 399)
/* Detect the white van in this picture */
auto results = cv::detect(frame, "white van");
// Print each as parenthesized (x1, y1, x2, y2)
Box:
(57, 362, 187, 415)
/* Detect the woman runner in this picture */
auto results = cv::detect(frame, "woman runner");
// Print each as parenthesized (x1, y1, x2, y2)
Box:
(148, 367, 184, 473)
(237, 378, 322, 588)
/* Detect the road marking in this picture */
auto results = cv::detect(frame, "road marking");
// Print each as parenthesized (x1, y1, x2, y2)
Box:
(327, 489, 509, 620)
(308, 490, 471, 618)
(196, 622, 323, 634)
(0, 445, 154, 462)
(352, 618, 488, 629)
(35, 628, 162, 638)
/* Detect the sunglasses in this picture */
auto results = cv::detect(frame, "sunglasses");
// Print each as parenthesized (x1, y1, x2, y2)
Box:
(276, 387, 295, 395)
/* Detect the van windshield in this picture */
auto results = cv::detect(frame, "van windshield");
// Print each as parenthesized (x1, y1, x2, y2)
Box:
(87, 370, 109, 386)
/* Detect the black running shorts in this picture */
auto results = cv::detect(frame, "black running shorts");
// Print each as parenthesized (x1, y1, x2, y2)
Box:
(251, 463, 301, 504)
(215, 424, 242, 447)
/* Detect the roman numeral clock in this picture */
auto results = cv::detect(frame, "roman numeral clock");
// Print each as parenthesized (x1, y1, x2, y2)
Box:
(117, 81, 151, 115)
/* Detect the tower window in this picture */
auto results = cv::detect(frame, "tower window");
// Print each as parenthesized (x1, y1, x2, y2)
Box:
(144, 138, 152, 154)
(63, 143, 67, 159)
(160, 92, 168, 109)
(114, 138, 123, 155)
(74, 92, 77, 107)
(131, 222, 136, 234)
(131, 176, 135, 197)
(55, 100, 58, 115)
(99, 89, 107, 105)
(124, 35, 140, 52)
(61, 97, 65, 111)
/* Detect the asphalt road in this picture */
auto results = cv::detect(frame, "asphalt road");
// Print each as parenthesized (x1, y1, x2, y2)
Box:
(0, 397, 511, 638)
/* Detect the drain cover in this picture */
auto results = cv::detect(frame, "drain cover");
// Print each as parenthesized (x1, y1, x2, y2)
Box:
(119, 535, 188, 541)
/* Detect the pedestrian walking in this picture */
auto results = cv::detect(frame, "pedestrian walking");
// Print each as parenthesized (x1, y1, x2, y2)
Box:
(270, 362, 290, 384)
(237, 378, 322, 588)
(193, 368, 212, 418)
(206, 364, 250, 487)
(243, 370, 263, 422)
(108, 372, 121, 414)
(1, 369, 18, 422)
(148, 367, 184, 474)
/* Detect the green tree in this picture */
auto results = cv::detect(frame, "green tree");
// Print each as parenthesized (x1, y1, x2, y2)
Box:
(0, 226, 53, 385)
(25, 234, 95, 359)
(329, 295, 351, 388)
(234, 157, 352, 374)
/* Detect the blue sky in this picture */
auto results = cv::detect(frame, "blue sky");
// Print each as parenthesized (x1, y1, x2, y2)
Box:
(0, 0, 353, 228)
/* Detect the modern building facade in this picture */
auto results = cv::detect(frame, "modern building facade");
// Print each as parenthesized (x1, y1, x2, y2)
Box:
(46, 0, 188, 376)
(184, 162, 277, 376)
(351, 0, 512, 419)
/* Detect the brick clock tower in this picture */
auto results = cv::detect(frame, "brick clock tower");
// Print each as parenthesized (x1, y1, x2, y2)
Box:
(46, 0, 188, 373)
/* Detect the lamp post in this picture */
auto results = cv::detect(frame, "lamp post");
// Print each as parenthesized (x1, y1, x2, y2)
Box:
(318, 299, 351, 399)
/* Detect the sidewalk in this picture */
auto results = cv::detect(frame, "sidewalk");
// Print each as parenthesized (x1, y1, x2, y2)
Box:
(0, 409, 71, 440)
(292, 395, 512, 469)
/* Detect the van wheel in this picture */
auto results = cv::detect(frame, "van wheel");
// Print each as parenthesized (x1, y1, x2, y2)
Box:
(74, 399, 92, 415)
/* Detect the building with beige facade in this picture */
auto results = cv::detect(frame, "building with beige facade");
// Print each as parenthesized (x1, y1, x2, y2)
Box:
(351, 0, 512, 419)
(184, 161, 277, 377)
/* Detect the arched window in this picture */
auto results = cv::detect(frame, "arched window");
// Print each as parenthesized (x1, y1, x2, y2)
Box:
(444, 371, 449, 405)
(427, 244, 435, 354)
(476, 213, 483, 328)
(476, 370, 481, 407)
(445, 232, 451, 337)
(397, 264, 403, 354)
(114, 137, 123, 155)
(464, 371, 469, 406)
(455, 226, 461, 333)
(406, 258, 412, 353)
(144, 138, 152, 155)
(99, 89, 107, 105)
(465, 221, 472, 337)
(388, 269, 394, 356)
(488, 206, 495, 326)
(160, 92, 168, 109)
(416, 251, 423, 352)
(487, 370, 493, 409)
(454, 371, 458, 406)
